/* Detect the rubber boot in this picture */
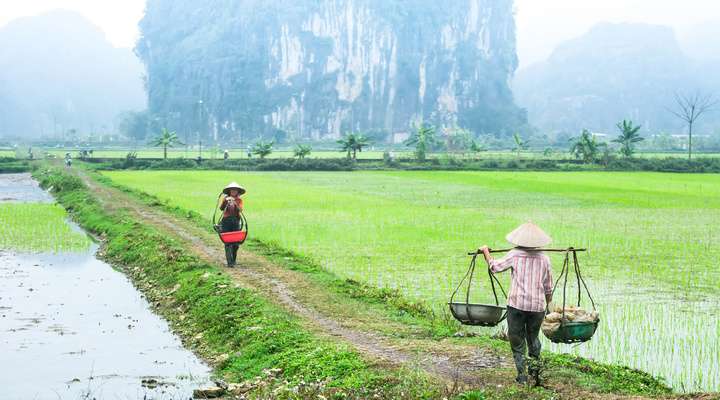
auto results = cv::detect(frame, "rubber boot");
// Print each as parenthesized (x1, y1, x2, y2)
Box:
(528, 358, 541, 386)
(225, 245, 235, 267)
(232, 244, 239, 267)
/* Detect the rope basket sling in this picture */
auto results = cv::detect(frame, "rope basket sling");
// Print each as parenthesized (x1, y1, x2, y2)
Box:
(544, 248, 599, 344)
(212, 193, 248, 245)
(448, 252, 508, 327)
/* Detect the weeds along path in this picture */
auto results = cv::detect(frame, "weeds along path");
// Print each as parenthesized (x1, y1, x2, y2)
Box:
(71, 168, 510, 386)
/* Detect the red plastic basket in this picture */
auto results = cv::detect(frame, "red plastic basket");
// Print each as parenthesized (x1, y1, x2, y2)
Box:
(220, 231, 247, 244)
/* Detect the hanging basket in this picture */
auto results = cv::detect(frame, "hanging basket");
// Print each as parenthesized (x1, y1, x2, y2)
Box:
(448, 303, 506, 327)
(219, 230, 247, 245)
(542, 249, 599, 344)
(448, 253, 507, 327)
(212, 193, 248, 245)
(546, 320, 599, 344)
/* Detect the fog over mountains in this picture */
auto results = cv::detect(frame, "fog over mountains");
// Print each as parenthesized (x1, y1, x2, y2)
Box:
(1, 7, 718, 143)
(137, 0, 527, 143)
(0, 10, 145, 139)
(514, 22, 720, 137)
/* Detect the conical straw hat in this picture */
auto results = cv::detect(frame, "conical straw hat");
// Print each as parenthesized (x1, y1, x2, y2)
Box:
(505, 221, 552, 248)
(223, 182, 246, 195)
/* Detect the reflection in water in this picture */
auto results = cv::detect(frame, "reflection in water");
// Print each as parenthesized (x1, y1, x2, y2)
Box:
(0, 250, 211, 399)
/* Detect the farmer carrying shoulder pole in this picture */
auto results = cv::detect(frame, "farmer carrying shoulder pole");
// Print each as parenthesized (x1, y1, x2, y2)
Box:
(479, 221, 554, 386)
(219, 182, 245, 267)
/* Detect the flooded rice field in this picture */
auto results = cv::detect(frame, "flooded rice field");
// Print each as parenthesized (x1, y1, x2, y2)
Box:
(0, 174, 210, 399)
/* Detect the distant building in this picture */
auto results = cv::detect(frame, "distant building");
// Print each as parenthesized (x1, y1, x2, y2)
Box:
(392, 132, 410, 144)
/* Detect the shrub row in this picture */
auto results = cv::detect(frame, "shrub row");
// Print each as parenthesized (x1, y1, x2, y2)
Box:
(94, 156, 720, 173)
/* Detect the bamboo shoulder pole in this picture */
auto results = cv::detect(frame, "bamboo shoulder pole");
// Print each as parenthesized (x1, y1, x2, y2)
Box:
(467, 248, 587, 256)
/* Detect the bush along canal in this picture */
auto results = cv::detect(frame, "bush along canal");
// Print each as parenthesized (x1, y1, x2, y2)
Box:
(0, 173, 211, 399)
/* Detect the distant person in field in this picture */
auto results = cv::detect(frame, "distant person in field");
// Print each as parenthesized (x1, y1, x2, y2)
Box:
(219, 182, 245, 267)
(64, 152, 72, 167)
(479, 221, 554, 386)
(223, 150, 229, 161)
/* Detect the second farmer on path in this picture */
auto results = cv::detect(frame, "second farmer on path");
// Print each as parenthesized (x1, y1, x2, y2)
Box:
(219, 182, 245, 267)
(479, 221, 554, 386)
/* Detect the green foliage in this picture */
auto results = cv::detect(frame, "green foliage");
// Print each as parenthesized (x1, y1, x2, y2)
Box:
(512, 132, 529, 158)
(544, 354, 672, 396)
(445, 127, 473, 154)
(293, 144, 312, 159)
(0, 203, 91, 253)
(611, 120, 644, 158)
(470, 140, 486, 154)
(150, 128, 183, 159)
(569, 129, 606, 163)
(0, 159, 29, 173)
(252, 141, 275, 159)
(405, 124, 437, 161)
(337, 133, 371, 160)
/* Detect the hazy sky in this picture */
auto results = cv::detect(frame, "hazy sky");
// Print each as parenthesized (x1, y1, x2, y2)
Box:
(2, 0, 720, 69)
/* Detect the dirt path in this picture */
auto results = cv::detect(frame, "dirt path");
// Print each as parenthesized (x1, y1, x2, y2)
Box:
(64, 166, 683, 400)
(74, 168, 507, 384)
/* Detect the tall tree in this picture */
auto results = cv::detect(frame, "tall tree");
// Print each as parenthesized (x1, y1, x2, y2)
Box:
(150, 128, 183, 160)
(252, 140, 274, 159)
(293, 144, 312, 159)
(612, 120, 644, 158)
(668, 92, 716, 160)
(570, 129, 606, 164)
(337, 133, 370, 160)
(404, 124, 437, 161)
(512, 132, 529, 159)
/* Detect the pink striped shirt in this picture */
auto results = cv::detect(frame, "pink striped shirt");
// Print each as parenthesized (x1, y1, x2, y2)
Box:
(489, 249, 553, 313)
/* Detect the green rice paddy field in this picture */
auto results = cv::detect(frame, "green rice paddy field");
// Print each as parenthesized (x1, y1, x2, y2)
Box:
(106, 170, 720, 392)
(0, 203, 91, 253)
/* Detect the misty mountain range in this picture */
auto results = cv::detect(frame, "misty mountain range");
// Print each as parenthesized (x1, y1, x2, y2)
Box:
(514, 22, 720, 137)
(0, 10, 145, 139)
(0, 7, 718, 142)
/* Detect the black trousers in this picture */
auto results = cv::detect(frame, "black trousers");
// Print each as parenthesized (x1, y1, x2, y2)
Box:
(506, 306, 545, 378)
(221, 216, 240, 266)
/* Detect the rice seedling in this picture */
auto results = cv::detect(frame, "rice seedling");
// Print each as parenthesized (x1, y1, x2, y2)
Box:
(0, 203, 92, 253)
(105, 170, 720, 391)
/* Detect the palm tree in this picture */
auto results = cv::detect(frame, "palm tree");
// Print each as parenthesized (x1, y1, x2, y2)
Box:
(570, 129, 606, 164)
(470, 140, 485, 156)
(404, 124, 437, 161)
(293, 144, 312, 159)
(252, 140, 274, 159)
(150, 128, 183, 159)
(337, 133, 370, 160)
(612, 120, 644, 158)
(512, 132, 529, 158)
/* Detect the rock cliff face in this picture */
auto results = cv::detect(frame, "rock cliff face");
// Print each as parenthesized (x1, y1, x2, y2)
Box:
(138, 0, 525, 142)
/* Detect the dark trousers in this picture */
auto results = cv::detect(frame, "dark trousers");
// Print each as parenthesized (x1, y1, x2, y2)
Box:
(507, 306, 545, 378)
(221, 216, 240, 266)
